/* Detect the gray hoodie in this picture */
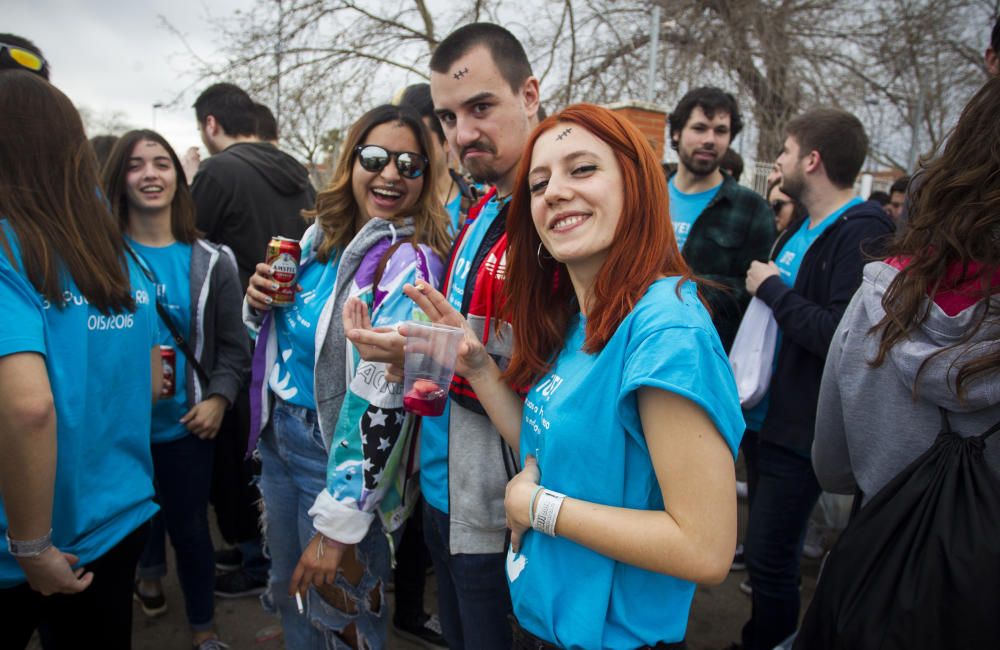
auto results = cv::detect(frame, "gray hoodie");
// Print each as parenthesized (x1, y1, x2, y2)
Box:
(813, 261, 1000, 505)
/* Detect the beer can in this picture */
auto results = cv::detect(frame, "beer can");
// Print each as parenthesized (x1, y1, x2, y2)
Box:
(160, 345, 176, 398)
(265, 236, 302, 307)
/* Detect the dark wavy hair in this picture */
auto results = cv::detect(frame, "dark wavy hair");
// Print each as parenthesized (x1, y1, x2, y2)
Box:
(102, 129, 201, 244)
(870, 77, 1000, 398)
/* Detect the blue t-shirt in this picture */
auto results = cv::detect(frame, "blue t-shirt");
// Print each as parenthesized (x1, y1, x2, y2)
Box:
(445, 192, 463, 237)
(668, 177, 722, 249)
(743, 197, 863, 431)
(507, 278, 744, 648)
(270, 253, 340, 409)
(0, 224, 160, 587)
(421, 194, 506, 514)
(131, 240, 192, 444)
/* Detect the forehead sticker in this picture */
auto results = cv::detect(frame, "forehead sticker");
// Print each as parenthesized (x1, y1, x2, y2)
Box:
(453, 67, 469, 80)
(555, 128, 573, 141)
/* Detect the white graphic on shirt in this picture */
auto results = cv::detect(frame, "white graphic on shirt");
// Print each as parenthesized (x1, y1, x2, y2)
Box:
(506, 546, 527, 582)
(269, 348, 299, 400)
(778, 251, 795, 266)
(300, 288, 318, 305)
(674, 222, 691, 237)
(368, 408, 388, 428)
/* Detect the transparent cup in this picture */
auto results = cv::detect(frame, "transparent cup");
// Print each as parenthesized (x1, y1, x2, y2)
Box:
(402, 321, 465, 416)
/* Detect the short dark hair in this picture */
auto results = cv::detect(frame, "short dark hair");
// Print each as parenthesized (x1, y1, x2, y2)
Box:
(254, 102, 278, 141)
(193, 83, 257, 137)
(668, 87, 743, 149)
(398, 83, 445, 143)
(430, 23, 533, 94)
(720, 149, 744, 182)
(785, 108, 868, 189)
(0, 33, 49, 80)
(889, 174, 910, 196)
(992, 16, 1000, 53)
(868, 190, 890, 206)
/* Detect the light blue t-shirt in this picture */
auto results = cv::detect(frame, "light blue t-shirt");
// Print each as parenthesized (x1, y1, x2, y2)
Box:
(743, 197, 863, 431)
(131, 240, 192, 444)
(445, 192, 463, 237)
(506, 278, 744, 648)
(270, 252, 340, 409)
(0, 223, 160, 587)
(668, 176, 722, 249)
(421, 194, 506, 514)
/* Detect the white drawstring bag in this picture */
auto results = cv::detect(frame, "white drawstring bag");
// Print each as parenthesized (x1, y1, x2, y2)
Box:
(728, 297, 778, 408)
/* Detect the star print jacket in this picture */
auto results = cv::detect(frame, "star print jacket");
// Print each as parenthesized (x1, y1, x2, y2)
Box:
(244, 218, 444, 544)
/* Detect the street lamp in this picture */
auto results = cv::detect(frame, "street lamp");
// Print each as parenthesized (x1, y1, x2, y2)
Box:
(152, 102, 165, 129)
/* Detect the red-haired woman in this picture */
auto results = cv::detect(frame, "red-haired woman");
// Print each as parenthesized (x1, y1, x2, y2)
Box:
(403, 103, 744, 649)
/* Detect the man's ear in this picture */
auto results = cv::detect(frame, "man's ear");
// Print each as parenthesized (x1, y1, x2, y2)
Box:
(804, 150, 822, 175)
(204, 115, 219, 137)
(521, 76, 541, 121)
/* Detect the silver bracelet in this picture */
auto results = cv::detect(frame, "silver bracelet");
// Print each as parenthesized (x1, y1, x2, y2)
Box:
(531, 489, 566, 537)
(6, 529, 53, 558)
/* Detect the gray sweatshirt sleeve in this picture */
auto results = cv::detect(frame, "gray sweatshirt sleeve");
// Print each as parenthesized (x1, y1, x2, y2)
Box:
(812, 291, 862, 495)
(206, 247, 251, 406)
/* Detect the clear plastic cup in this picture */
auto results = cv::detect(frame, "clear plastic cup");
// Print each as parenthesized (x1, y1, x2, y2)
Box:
(402, 321, 465, 416)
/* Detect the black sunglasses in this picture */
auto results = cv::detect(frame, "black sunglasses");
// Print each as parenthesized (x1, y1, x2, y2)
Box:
(354, 145, 428, 179)
(770, 199, 789, 213)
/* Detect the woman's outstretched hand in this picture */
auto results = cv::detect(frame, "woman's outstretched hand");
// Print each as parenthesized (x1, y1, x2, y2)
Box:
(401, 281, 492, 381)
(342, 297, 405, 367)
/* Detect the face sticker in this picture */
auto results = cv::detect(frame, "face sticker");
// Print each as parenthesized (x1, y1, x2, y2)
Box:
(452, 67, 470, 80)
(555, 128, 573, 141)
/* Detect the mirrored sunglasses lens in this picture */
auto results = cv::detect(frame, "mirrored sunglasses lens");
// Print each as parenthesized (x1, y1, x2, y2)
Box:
(359, 147, 389, 172)
(9, 48, 43, 71)
(397, 153, 424, 178)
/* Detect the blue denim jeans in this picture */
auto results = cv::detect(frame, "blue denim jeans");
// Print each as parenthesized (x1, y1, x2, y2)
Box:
(258, 399, 391, 650)
(422, 503, 512, 650)
(137, 433, 216, 631)
(741, 440, 821, 650)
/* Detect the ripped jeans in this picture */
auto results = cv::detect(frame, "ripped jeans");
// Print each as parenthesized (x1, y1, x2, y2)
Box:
(258, 399, 391, 650)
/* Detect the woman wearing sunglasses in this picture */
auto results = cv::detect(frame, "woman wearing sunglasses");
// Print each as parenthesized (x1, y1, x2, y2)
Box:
(102, 129, 250, 650)
(0, 71, 161, 648)
(402, 104, 744, 648)
(244, 104, 449, 649)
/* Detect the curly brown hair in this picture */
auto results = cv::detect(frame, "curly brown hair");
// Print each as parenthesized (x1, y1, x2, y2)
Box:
(869, 77, 1000, 398)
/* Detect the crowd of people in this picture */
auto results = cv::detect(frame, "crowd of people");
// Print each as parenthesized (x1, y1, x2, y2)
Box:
(0, 16, 997, 650)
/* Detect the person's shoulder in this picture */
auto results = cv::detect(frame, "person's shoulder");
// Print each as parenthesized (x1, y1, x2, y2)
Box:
(837, 201, 896, 238)
(721, 176, 768, 209)
(630, 277, 714, 333)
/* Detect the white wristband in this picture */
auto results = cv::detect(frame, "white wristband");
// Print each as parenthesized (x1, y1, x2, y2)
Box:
(531, 489, 566, 537)
(6, 529, 53, 558)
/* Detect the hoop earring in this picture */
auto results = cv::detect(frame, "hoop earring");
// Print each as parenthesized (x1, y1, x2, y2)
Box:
(537, 241, 553, 269)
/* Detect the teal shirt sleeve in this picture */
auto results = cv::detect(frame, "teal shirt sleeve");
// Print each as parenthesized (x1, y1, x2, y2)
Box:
(0, 258, 45, 358)
(617, 307, 745, 458)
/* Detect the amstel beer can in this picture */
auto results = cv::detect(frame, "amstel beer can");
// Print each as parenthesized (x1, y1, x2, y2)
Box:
(160, 345, 176, 398)
(266, 236, 302, 307)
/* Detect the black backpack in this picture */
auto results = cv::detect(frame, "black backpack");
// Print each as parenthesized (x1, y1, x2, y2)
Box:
(794, 409, 1000, 650)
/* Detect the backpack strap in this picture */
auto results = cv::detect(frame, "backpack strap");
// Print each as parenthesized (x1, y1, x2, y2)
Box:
(938, 407, 954, 433)
(979, 420, 1000, 441)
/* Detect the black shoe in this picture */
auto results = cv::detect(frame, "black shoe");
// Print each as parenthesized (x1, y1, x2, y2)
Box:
(214, 569, 266, 599)
(133, 580, 168, 617)
(214, 546, 242, 572)
(393, 613, 447, 648)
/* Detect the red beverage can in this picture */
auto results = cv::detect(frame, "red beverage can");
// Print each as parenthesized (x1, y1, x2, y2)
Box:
(160, 345, 176, 398)
(266, 236, 302, 307)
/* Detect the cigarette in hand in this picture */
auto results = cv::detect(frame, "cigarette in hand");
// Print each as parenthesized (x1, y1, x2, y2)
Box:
(295, 590, 304, 614)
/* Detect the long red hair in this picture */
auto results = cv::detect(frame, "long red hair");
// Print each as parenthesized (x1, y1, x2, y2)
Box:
(502, 103, 694, 388)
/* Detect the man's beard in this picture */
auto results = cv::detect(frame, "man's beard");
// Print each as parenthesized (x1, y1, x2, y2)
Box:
(679, 146, 721, 177)
(461, 140, 501, 184)
(780, 170, 805, 202)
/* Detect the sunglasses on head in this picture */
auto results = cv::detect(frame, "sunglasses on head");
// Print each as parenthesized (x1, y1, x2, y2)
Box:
(354, 145, 428, 179)
(771, 199, 789, 213)
(0, 42, 46, 73)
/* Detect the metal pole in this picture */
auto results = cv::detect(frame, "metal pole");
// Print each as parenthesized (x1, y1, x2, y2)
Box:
(152, 102, 164, 130)
(646, 5, 661, 103)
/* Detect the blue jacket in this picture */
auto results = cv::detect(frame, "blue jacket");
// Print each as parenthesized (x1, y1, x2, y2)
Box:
(756, 200, 894, 453)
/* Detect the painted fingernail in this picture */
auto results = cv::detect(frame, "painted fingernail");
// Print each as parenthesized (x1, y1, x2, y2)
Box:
(271, 282, 279, 290)
(266, 296, 273, 304)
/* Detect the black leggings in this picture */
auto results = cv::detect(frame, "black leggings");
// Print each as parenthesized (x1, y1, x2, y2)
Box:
(1, 523, 148, 650)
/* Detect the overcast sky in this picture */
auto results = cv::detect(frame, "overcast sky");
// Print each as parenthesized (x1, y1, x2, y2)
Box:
(9, 0, 251, 157)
